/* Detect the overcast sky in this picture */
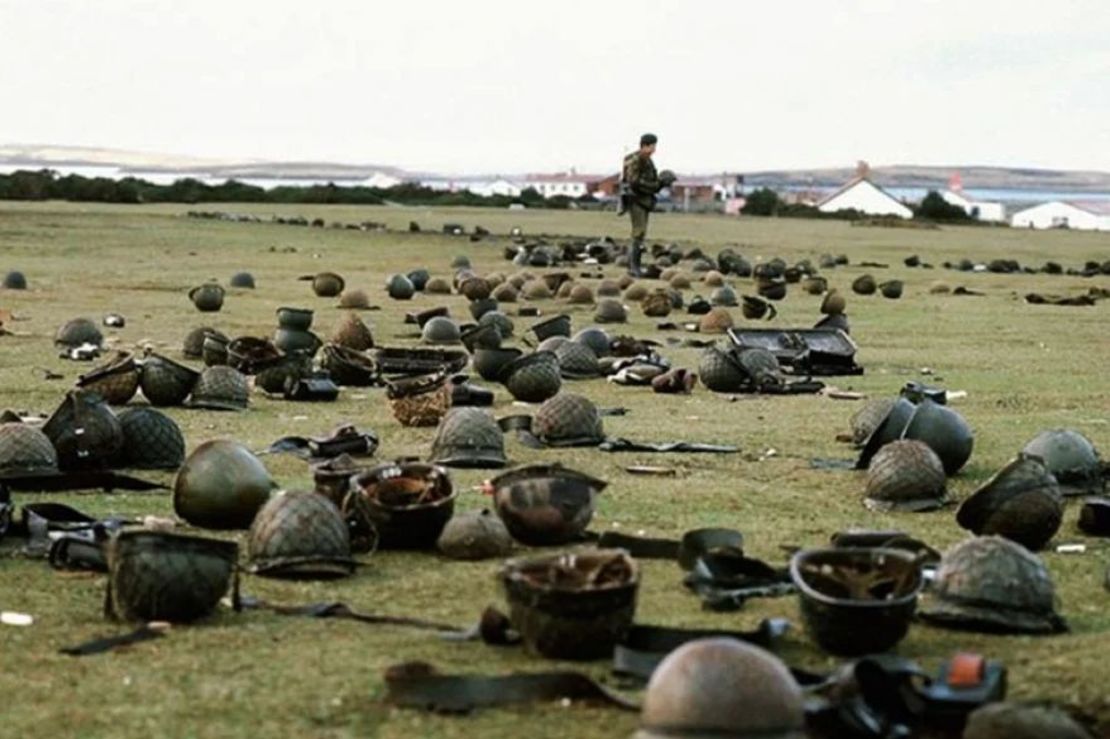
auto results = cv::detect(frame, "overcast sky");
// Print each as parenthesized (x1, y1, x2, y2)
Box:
(2, 0, 1108, 174)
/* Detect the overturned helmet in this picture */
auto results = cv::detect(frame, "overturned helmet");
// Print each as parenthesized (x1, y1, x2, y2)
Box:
(488, 463, 606, 545)
(247, 490, 355, 578)
(116, 407, 185, 470)
(864, 440, 948, 512)
(957, 454, 1063, 551)
(140, 353, 200, 407)
(429, 407, 507, 468)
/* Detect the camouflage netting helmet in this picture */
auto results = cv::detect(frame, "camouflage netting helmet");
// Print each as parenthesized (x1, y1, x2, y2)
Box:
(597, 279, 621, 297)
(478, 310, 514, 339)
(567, 284, 594, 304)
(864, 440, 948, 512)
(174, 439, 277, 529)
(489, 463, 606, 545)
(1021, 429, 1103, 495)
(312, 271, 345, 297)
(55, 318, 103, 348)
(698, 307, 734, 334)
(140, 353, 200, 407)
(422, 316, 462, 345)
(386, 273, 415, 300)
(533, 393, 604, 446)
(572, 327, 611, 358)
(76, 351, 141, 405)
(852, 274, 877, 295)
(42, 390, 123, 470)
(436, 509, 513, 560)
(502, 351, 562, 403)
(116, 407, 185, 470)
(3, 270, 27, 289)
(641, 290, 673, 318)
(105, 530, 237, 623)
(537, 336, 569, 354)
(338, 288, 370, 309)
(0, 423, 60, 477)
(429, 407, 507, 468)
(710, 285, 738, 307)
(425, 277, 452, 295)
(330, 312, 375, 351)
(901, 397, 974, 475)
(956, 454, 1063, 551)
(492, 282, 519, 302)
(246, 490, 355, 578)
(554, 341, 600, 379)
(636, 639, 806, 739)
(190, 366, 249, 411)
(229, 271, 255, 288)
(698, 344, 746, 393)
(921, 536, 1067, 634)
(183, 327, 224, 359)
(594, 298, 628, 324)
(963, 702, 1093, 739)
(850, 397, 897, 447)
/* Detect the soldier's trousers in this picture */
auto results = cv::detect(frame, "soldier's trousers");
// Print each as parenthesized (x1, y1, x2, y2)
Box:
(629, 204, 650, 241)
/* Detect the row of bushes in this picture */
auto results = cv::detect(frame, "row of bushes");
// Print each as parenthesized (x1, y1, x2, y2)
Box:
(740, 187, 977, 224)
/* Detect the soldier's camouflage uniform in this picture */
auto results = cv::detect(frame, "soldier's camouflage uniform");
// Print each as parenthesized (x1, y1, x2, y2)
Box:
(623, 151, 661, 242)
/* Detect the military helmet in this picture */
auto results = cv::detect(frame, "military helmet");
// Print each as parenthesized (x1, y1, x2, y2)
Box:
(76, 351, 141, 405)
(735, 347, 782, 389)
(624, 283, 649, 302)
(468, 297, 499, 321)
(856, 397, 917, 468)
(669, 273, 693, 290)
(0, 423, 60, 477)
(880, 280, 904, 299)
(864, 440, 948, 511)
(636, 638, 806, 739)
(533, 393, 604, 446)
(502, 351, 562, 403)
(594, 298, 628, 324)
(174, 439, 276, 529)
(567, 284, 594, 304)
(488, 463, 606, 545)
(554, 341, 600, 379)
(957, 454, 1063, 551)
(436, 509, 513, 560)
(531, 313, 571, 341)
(347, 461, 456, 550)
(460, 276, 492, 301)
(900, 397, 974, 475)
(407, 268, 430, 292)
(338, 288, 370, 309)
(424, 276, 452, 294)
(537, 336, 569, 354)
(852, 274, 877, 295)
(116, 407, 185, 470)
(246, 490, 355, 578)
(698, 344, 746, 393)
(492, 282, 519, 302)
(190, 366, 249, 411)
(478, 310, 515, 339)
(42, 390, 124, 470)
(963, 702, 1093, 739)
(229, 271, 255, 288)
(189, 282, 225, 312)
(617, 273, 636, 290)
(311, 272, 345, 297)
(703, 270, 725, 287)
(330, 312, 375, 351)
(140, 353, 200, 407)
(596, 279, 621, 297)
(801, 275, 827, 295)
(451, 254, 472, 269)
(821, 290, 847, 316)
(429, 407, 507, 468)
(386, 273, 415, 300)
(572, 327, 611, 358)
(421, 316, 462, 345)
(522, 280, 553, 301)
(320, 344, 378, 386)
(55, 318, 103, 348)
(183, 327, 224, 359)
(641, 290, 673, 318)
(710, 285, 738, 307)
(698, 307, 734, 333)
(202, 332, 230, 366)
(921, 536, 1067, 634)
(850, 397, 897, 447)
(1021, 429, 1103, 495)
(3, 270, 27, 289)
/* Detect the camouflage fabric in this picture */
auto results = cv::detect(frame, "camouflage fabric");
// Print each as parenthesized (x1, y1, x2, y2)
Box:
(533, 393, 604, 446)
(429, 407, 506, 468)
(116, 407, 185, 470)
(554, 341, 600, 379)
(502, 351, 562, 403)
(698, 344, 746, 393)
(247, 491, 355, 578)
(190, 366, 249, 411)
(140, 353, 201, 406)
(957, 454, 1063, 550)
(864, 440, 948, 512)
(55, 318, 103, 348)
(436, 509, 513, 560)
(623, 151, 661, 211)
(0, 423, 59, 477)
(173, 439, 276, 529)
(42, 390, 124, 470)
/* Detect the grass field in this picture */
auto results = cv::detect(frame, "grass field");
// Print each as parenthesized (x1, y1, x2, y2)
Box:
(1, 201, 1108, 738)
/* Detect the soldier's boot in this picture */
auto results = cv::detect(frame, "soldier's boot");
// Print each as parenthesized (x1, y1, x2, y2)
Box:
(628, 241, 644, 277)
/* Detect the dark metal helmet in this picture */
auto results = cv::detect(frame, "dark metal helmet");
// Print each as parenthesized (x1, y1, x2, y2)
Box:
(421, 316, 462, 345)
(202, 331, 230, 366)
(709, 285, 738, 307)
(312, 272, 345, 297)
(567, 284, 594, 304)
(0, 423, 60, 477)
(406, 268, 430, 291)
(502, 351, 562, 403)
(850, 397, 897, 447)
(140, 353, 201, 406)
(493, 282, 519, 302)
(183, 327, 224, 359)
(451, 254, 472, 270)
(54, 317, 103, 348)
(864, 440, 948, 511)
(173, 439, 276, 529)
(594, 298, 628, 324)
(901, 397, 974, 475)
(478, 310, 515, 339)
(190, 366, 249, 411)
(852, 274, 877, 295)
(189, 282, 225, 312)
(116, 407, 185, 470)
(76, 351, 140, 405)
(624, 283, 649, 302)
(637, 638, 806, 739)
(572, 327, 611, 358)
(246, 490, 355, 578)
(531, 313, 571, 341)
(42, 390, 124, 470)
(347, 461, 456, 550)
(436, 509, 513, 560)
(386, 274, 415, 300)
(698, 344, 745, 393)
(921, 536, 1067, 634)
(3, 270, 27, 289)
(330, 313, 375, 351)
(554, 341, 600, 379)
(533, 393, 604, 446)
(320, 344, 378, 387)
(536, 336, 569, 354)
(855, 397, 917, 468)
(1021, 429, 1103, 495)
(597, 279, 621, 297)
(821, 290, 846, 315)
(429, 407, 507, 468)
(698, 307, 734, 333)
(963, 702, 1094, 739)
(880, 280, 903, 299)
(956, 454, 1063, 551)
(472, 347, 522, 382)
(488, 463, 605, 545)
(229, 271, 255, 288)
(105, 530, 237, 623)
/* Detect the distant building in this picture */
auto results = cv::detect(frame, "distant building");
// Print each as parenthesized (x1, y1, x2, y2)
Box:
(669, 174, 743, 210)
(941, 173, 1005, 222)
(524, 170, 609, 199)
(1010, 201, 1110, 231)
(817, 177, 912, 219)
(362, 172, 404, 189)
(468, 178, 523, 198)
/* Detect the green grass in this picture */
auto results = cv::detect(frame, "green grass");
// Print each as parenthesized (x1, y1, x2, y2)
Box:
(1, 201, 1109, 738)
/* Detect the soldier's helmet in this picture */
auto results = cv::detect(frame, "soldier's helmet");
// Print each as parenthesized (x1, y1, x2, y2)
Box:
(957, 454, 1063, 551)
(116, 407, 185, 470)
(55, 318, 103, 348)
(183, 327, 224, 359)
(641, 290, 673, 318)
(424, 276, 452, 295)
(246, 490, 355, 578)
(703, 270, 725, 288)
(385, 273, 415, 300)
(3, 271, 28, 289)
(900, 396, 974, 476)
(852, 274, 877, 295)
(312, 272, 345, 297)
(710, 285, 739, 307)
(492, 282, 519, 302)
(864, 439, 948, 512)
(436, 509, 513, 560)
(502, 351, 562, 403)
(478, 310, 514, 339)
(140, 353, 201, 407)
(76, 351, 141, 405)
(963, 702, 1094, 739)
(489, 463, 606, 545)
(337, 288, 370, 309)
(572, 327, 611, 358)
(523, 280, 553, 301)
(821, 290, 847, 316)
(597, 279, 621, 297)
(594, 298, 628, 324)
(850, 397, 897, 447)
(451, 255, 472, 270)
(320, 344, 378, 387)
(189, 366, 249, 411)
(698, 307, 734, 333)
(406, 268, 430, 292)
(460, 276, 492, 301)
(330, 312, 375, 351)
(421, 316, 462, 345)
(173, 439, 276, 529)
(189, 282, 225, 312)
(880, 280, 904, 299)
(533, 393, 604, 447)
(0, 423, 60, 477)
(735, 347, 782, 389)
(42, 390, 123, 471)
(636, 638, 806, 739)
(624, 283, 649, 302)
(554, 341, 600, 379)
(1021, 429, 1103, 495)
(229, 272, 255, 289)
(567, 284, 594, 305)
(921, 536, 1067, 634)
(698, 344, 745, 393)
(429, 408, 507, 468)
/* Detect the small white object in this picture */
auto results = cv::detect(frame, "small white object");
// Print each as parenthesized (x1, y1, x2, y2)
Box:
(1, 612, 33, 626)
(1056, 544, 1086, 554)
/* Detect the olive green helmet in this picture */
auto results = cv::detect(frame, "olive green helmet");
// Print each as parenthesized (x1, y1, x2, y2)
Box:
(189, 282, 225, 312)
(921, 536, 1067, 634)
(429, 408, 507, 469)
(229, 271, 255, 288)
(246, 490, 356, 578)
(116, 407, 186, 470)
(173, 439, 277, 529)
(1021, 429, 1103, 495)
(636, 639, 806, 739)
(554, 341, 600, 379)
(571, 327, 611, 358)
(963, 702, 1093, 739)
(709, 285, 738, 307)
(900, 396, 974, 475)
(312, 272, 345, 297)
(189, 366, 249, 411)
(425, 277, 452, 295)
(536, 336, 569, 354)
(502, 351, 562, 403)
(698, 344, 745, 393)
(0, 423, 60, 477)
(338, 288, 370, 309)
(421, 316, 462, 345)
(183, 327, 224, 359)
(3, 270, 27, 289)
(140, 353, 201, 407)
(532, 393, 604, 447)
(42, 390, 124, 470)
(54, 318, 103, 348)
(567, 284, 594, 304)
(880, 280, 904, 299)
(956, 454, 1063, 551)
(593, 298, 628, 324)
(478, 310, 515, 339)
(735, 347, 782, 389)
(436, 509, 513, 560)
(851, 274, 877, 295)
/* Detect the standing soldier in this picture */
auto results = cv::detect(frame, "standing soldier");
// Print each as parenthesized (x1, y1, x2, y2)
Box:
(621, 133, 674, 276)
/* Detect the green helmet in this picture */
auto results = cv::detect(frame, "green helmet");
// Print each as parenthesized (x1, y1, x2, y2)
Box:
(0, 423, 60, 477)
(554, 341, 600, 379)
(190, 366, 249, 411)
(54, 318, 103, 348)
(246, 490, 355, 578)
(698, 344, 746, 393)
(921, 536, 1067, 634)
(202, 332, 230, 366)
(189, 282, 225, 312)
(530, 313, 571, 341)
(536, 336, 569, 354)
(312, 272, 345, 297)
(478, 310, 515, 339)
(472, 347, 522, 382)
(851, 274, 877, 295)
(900, 397, 974, 475)
(436, 509, 513, 560)
(105, 530, 237, 623)
(624, 283, 649, 302)
(140, 353, 201, 407)
(489, 463, 605, 545)
(636, 639, 805, 739)
(963, 702, 1093, 739)
(421, 316, 462, 345)
(567, 284, 594, 304)
(229, 271, 255, 288)
(1021, 429, 1103, 495)
(493, 282, 519, 302)
(571, 327, 611, 358)
(76, 351, 141, 406)
(736, 347, 782, 389)
(183, 327, 223, 359)
(386, 273, 415, 300)
(424, 277, 452, 294)
(42, 390, 123, 470)
(429, 408, 507, 468)
(406, 268, 430, 291)
(173, 439, 276, 529)
(460, 276, 492, 301)
(533, 393, 604, 446)
(864, 440, 947, 512)
(957, 454, 1063, 551)
(3, 270, 27, 289)
(593, 298, 628, 324)
(709, 285, 738, 307)
(502, 351, 562, 403)
(880, 280, 904, 299)
(597, 279, 621, 297)
(116, 407, 185, 470)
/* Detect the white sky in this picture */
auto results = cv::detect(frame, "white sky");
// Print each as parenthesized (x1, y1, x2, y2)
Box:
(2, 0, 1108, 174)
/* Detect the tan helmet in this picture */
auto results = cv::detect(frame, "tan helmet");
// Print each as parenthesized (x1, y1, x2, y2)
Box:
(864, 439, 948, 512)
(594, 298, 628, 324)
(567, 284, 595, 305)
(698, 307, 734, 333)
(436, 509, 513, 560)
(330, 312, 375, 351)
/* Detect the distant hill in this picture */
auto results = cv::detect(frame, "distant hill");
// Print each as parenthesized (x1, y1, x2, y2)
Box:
(746, 165, 1110, 192)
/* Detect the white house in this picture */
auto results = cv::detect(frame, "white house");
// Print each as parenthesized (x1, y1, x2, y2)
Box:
(468, 178, 523, 198)
(362, 172, 404, 189)
(1010, 201, 1110, 231)
(941, 189, 1006, 222)
(523, 171, 607, 199)
(817, 177, 913, 219)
